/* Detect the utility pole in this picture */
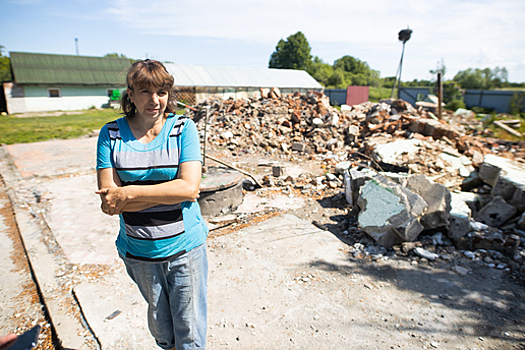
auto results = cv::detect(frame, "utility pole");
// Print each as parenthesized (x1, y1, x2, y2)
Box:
(75, 38, 79, 56)
(390, 28, 413, 99)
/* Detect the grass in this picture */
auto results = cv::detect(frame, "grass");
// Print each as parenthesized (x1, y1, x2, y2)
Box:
(478, 113, 525, 142)
(369, 87, 393, 102)
(0, 108, 122, 145)
(1, 107, 188, 145)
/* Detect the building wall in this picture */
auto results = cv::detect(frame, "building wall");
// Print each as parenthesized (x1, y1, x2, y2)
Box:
(4, 83, 124, 114)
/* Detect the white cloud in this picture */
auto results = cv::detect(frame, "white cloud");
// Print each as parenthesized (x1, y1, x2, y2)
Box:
(5, 0, 525, 81)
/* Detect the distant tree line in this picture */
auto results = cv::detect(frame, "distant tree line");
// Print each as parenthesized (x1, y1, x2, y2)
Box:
(268, 32, 525, 92)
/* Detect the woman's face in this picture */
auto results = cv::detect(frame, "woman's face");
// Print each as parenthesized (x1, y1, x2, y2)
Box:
(128, 84, 169, 120)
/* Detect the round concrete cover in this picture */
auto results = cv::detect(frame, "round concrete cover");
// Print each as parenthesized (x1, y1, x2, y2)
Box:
(200, 166, 243, 192)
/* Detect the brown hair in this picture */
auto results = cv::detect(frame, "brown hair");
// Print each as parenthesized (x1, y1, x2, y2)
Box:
(121, 59, 176, 118)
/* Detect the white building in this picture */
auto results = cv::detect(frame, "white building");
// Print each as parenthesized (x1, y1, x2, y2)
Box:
(3, 52, 131, 114)
(2, 52, 323, 114)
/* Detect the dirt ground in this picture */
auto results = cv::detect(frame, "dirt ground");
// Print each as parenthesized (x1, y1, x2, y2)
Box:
(201, 151, 525, 350)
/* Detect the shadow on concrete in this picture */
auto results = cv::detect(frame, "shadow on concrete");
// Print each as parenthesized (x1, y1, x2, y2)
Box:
(309, 256, 525, 348)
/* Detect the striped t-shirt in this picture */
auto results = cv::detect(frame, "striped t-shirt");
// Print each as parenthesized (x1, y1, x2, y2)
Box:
(96, 114, 208, 262)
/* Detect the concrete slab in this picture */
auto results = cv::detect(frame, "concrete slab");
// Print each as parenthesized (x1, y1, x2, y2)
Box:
(206, 214, 349, 349)
(5, 137, 98, 178)
(235, 193, 305, 213)
(39, 173, 119, 265)
(70, 214, 348, 349)
(1, 145, 93, 349)
(73, 266, 158, 350)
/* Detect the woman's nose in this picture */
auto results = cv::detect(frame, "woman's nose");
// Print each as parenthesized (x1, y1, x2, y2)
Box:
(151, 93, 159, 103)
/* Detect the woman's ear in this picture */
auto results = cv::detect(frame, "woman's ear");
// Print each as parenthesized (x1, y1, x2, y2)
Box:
(126, 88, 133, 103)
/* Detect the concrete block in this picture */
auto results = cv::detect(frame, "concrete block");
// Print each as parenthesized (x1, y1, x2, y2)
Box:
(491, 176, 518, 201)
(344, 170, 352, 205)
(471, 150, 484, 167)
(460, 171, 484, 192)
(346, 167, 378, 206)
(406, 175, 451, 230)
(357, 175, 427, 248)
(479, 154, 525, 212)
(335, 161, 352, 175)
(478, 162, 501, 187)
(449, 191, 480, 239)
(272, 164, 285, 177)
(292, 142, 305, 152)
(474, 196, 517, 227)
(422, 119, 442, 137)
(510, 187, 525, 212)
(372, 139, 424, 165)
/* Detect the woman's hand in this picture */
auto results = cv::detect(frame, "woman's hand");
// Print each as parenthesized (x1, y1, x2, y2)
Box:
(96, 187, 129, 216)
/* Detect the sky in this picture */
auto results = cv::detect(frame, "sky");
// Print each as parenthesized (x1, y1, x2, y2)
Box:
(1, 0, 525, 83)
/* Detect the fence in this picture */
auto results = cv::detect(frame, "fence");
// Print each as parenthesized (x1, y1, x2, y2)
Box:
(399, 87, 525, 114)
(463, 89, 524, 114)
(324, 86, 370, 106)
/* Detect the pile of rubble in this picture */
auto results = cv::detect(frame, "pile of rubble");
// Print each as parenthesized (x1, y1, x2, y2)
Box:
(188, 89, 524, 161)
(186, 89, 525, 276)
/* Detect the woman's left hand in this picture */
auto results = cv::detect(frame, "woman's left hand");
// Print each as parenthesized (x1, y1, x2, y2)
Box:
(96, 187, 129, 215)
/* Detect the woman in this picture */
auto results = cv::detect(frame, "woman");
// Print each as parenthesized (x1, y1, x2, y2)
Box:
(96, 59, 208, 350)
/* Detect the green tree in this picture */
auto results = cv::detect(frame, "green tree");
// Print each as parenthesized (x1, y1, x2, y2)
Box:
(0, 45, 12, 82)
(332, 55, 378, 86)
(269, 31, 312, 71)
(104, 53, 129, 58)
(327, 69, 351, 89)
(440, 81, 464, 104)
(509, 92, 525, 115)
(333, 55, 369, 75)
(453, 67, 508, 89)
(306, 56, 333, 87)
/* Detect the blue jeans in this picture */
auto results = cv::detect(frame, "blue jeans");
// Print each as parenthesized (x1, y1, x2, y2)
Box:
(122, 244, 208, 350)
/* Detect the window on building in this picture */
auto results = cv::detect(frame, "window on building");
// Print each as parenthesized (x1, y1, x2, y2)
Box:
(48, 88, 61, 98)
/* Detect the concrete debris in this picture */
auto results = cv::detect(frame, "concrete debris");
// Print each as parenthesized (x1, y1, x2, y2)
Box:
(474, 196, 517, 227)
(355, 172, 427, 248)
(480, 154, 525, 211)
(414, 247, 439, 260)
(403, 175, 451, 230)
(185, 91, 524, 274)
(452, 265, 470, 276)
(449, 192, 480, 239)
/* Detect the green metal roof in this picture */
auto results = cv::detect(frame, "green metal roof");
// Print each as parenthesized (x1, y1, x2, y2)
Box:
(10, 52, 132, 85)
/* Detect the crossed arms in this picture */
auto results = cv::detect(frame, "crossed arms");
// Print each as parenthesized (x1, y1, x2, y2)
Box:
(96, 161, 201, 216)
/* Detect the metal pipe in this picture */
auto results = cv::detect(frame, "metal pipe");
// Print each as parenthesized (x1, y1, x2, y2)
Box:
(176, 100, 197, 111)
(204, 154, 263, 188)
(202, 106, 209, 168)
(437, 72, 443, 119)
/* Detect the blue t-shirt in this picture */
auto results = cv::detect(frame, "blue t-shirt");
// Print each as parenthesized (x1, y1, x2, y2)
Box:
(96, 114, 208, 262)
